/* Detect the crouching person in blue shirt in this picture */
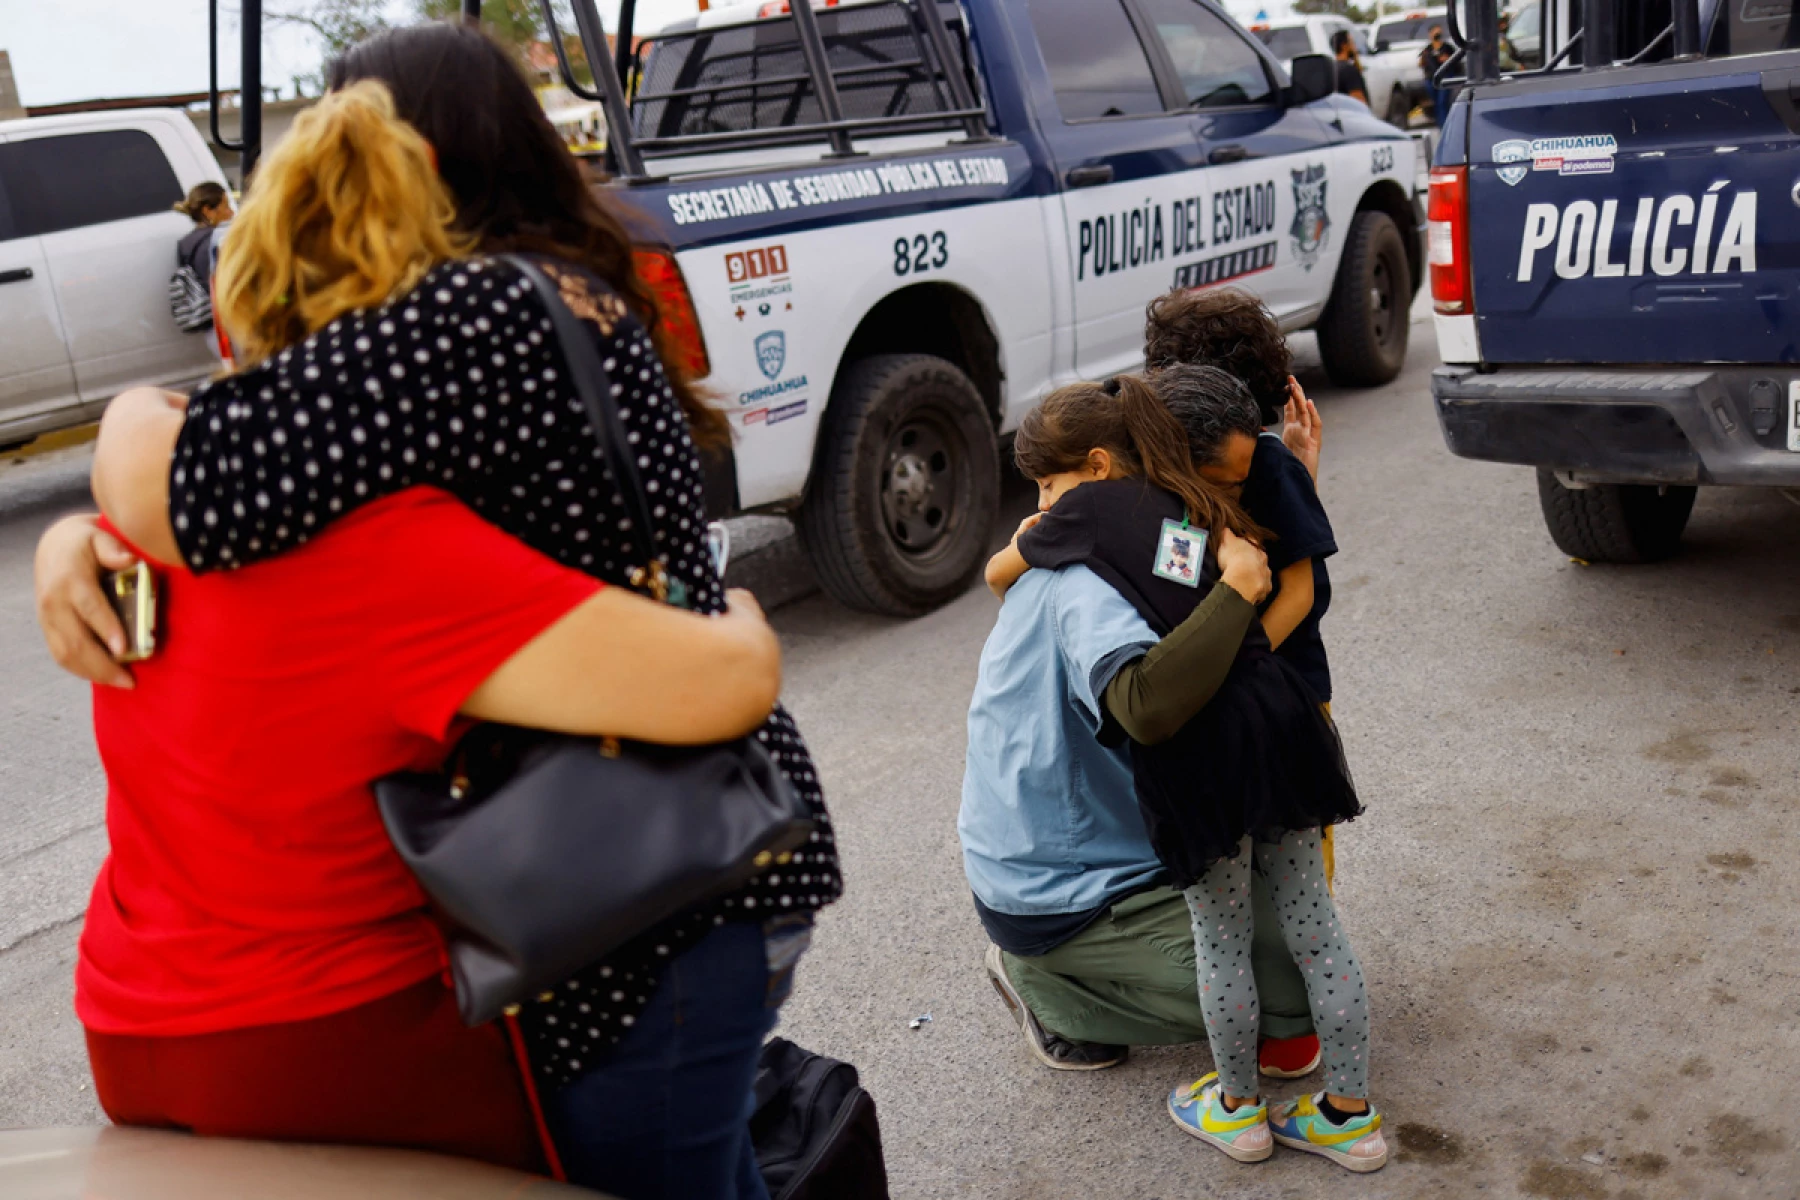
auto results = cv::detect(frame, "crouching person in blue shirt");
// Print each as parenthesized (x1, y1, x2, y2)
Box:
(960, 516, 1311, 1071)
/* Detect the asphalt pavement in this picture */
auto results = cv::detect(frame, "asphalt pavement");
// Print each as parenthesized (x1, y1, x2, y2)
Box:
(3, 306, 1798, 1198)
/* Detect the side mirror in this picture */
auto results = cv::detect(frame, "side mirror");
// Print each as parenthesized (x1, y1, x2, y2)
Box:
(1289, 54, 1335, 105)
(1374, 38, 1390, 53)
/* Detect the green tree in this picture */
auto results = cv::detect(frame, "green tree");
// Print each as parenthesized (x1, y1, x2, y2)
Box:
(415, 0, 543, 57)
(271, 0, 596, 97)
(414, 0, 595, 86)
(1295, 0, 1380, 21)
(270, 0, 393, 94)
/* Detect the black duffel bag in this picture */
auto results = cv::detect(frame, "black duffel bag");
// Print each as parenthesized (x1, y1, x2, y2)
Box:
(750, 1038, 890, 1200)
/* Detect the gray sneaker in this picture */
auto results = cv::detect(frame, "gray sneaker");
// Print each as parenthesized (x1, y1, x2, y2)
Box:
(984, 944, 1127, 1071)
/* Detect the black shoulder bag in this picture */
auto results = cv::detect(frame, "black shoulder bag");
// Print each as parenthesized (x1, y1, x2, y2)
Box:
(375, 254, 814, 1027)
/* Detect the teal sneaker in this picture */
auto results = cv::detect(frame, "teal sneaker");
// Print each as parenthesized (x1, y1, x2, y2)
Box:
(1167, 1072, 1273, 1163)
(1268, 1092, 1389, 1173)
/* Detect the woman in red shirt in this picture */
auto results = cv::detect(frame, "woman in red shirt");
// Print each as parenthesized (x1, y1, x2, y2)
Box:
(71, 487, 780, 1172)
(29, 79, 788, 1179)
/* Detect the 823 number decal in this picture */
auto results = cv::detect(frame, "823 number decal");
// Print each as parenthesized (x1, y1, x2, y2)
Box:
(894, 231, 949, 276)
(1370, 145, 1395, 174)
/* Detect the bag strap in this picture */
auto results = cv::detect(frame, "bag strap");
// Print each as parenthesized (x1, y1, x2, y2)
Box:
(501, 253, 669, 602)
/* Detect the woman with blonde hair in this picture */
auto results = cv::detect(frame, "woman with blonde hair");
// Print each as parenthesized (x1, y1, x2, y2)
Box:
(36, 74, 803, 1185)
(39, 27, 839, 1198)
(206, 80, 472, 365)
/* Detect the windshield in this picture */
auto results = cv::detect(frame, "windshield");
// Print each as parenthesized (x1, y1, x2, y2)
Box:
(1253, 26, 1314, 60)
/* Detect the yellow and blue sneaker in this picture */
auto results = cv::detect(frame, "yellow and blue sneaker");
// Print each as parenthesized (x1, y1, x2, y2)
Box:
(1268, 1092, 1388, 1173)
(1166, 1072, 1273, 1163)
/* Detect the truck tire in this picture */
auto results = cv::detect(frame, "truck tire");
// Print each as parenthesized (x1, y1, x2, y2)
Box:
(797, 353, 999, 616)
(1386, 86, 1411, 127)
(1316, 209, 1411, 388)
(1535, 470, 1697, 563)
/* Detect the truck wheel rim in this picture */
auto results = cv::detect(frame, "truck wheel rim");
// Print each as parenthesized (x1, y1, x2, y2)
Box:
(1369, 254, 1396, 347)
(880, 417, 958, 554)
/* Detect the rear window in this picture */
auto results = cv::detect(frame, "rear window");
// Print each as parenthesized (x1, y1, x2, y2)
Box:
(1376, 17, 1440, 44)
(0, 130, 182, 238)
(1709, 1, 1800, 55)
(632, 2, 980, 143)
(1254, 27, 1315, 60)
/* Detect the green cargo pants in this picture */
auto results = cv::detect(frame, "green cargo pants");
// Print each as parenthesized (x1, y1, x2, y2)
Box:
(1000, 876, 1314, 1046)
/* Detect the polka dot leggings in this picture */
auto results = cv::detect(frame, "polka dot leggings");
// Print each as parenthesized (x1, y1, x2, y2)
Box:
(1182, 829, 1369, 1100)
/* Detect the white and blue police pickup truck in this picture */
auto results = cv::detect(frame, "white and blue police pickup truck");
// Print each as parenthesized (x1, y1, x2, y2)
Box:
(561, 0, 1422, 614)
(1429, 0, 1800, 564)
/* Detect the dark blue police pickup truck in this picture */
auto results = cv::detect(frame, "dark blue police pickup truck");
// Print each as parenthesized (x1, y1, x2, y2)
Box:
(550, 0, 1422, 614)
(1429, 0, 1800, 563)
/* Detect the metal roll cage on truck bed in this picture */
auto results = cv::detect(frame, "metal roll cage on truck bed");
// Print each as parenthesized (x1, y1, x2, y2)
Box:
(209, 0, 990, 188)
(1428, 0, 1800, 565)
(213, 0, 1426, 616)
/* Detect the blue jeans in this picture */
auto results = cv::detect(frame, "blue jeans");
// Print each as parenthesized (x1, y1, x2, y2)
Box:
(544, 917, 812, 1199)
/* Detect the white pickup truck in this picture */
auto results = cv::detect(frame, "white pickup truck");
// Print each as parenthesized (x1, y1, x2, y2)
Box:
(0, 110, 227, 450)
(581, 0, 1424, 615)
(1363, 7, 1451, 125)
(1247, 15, 1413, 126)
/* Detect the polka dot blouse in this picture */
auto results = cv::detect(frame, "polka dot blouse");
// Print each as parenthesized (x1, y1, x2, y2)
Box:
(168, 256, 843, 1088)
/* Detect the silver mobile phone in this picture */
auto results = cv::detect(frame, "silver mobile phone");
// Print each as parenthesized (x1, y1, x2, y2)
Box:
(706, 520, 731, 577)
(103, 562, 158, 663)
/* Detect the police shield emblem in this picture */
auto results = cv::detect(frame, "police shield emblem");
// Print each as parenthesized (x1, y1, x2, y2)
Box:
(755, 330, 786, 380)
(1289, 164, 1330, 272)
(1493, 139, 1530, 187)
(759, 329, 788, 379)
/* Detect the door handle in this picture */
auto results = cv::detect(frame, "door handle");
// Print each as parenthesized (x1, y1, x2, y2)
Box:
(1064, 164, 1115, 188)
(0, 268, 32, 286)
(1208, 144, 1250, 164)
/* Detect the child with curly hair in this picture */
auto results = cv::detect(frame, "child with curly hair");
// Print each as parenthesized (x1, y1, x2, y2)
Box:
(1145, 287, 1337, 722)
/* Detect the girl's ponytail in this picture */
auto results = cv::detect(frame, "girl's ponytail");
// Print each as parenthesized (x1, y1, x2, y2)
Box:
(1112, 374, 1259, 538)
(213, 80, 475, 368)
(173, 181, 228, 223)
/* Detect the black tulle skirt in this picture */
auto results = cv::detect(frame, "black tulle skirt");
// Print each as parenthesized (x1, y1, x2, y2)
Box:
(1130, 645, 1361, 887)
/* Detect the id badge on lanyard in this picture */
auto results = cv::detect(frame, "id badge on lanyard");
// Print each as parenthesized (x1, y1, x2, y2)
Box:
(1152, 517, 1206, 588)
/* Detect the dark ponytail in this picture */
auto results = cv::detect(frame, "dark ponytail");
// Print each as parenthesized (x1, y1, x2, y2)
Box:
(173, 181, 228, 223)
(1014, 374, 1261, 539)
(329, 22, 729, 450)
(1113, 375, 1260, 539)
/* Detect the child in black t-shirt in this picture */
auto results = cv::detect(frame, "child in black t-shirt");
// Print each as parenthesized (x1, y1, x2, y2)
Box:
(1145, 287, 1337, 704)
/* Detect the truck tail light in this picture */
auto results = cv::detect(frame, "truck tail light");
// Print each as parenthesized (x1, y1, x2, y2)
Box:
(633, 248, 711, 380)
(1428, 165, 1471, 316)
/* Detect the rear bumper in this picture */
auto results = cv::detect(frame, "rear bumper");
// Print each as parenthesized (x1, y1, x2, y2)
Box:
(1431, 366, 1800, 487)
